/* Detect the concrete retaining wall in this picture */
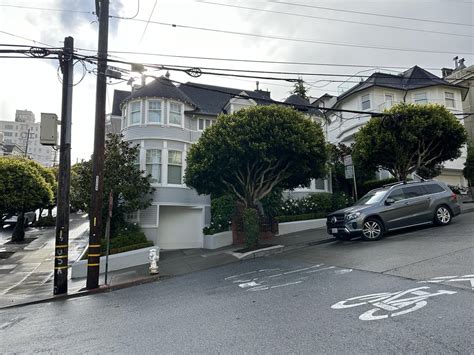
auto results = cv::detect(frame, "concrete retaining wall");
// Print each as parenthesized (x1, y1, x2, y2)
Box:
(203, 231, 232, 249)
(71, 246, 157, 279)
(277, 218, 326, 236)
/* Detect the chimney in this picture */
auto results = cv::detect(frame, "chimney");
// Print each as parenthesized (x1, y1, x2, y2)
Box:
(458, 58, 466, 70)
(256, 81, 259, 91)
(441, 68, 454, 78)
(453, 56, 459, 69)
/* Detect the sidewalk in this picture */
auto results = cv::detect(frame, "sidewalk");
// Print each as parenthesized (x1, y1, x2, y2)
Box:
(1, 204, 473, 309)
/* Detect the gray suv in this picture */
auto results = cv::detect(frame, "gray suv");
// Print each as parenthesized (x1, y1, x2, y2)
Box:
(326, 180, 461, 241)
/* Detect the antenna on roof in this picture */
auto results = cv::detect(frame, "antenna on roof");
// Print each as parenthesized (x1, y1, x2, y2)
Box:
(256, 81, 259, 91)
(165, 70, 170, 79)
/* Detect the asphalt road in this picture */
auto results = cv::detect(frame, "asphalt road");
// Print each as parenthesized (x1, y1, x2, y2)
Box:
(1, 214, 473, 354)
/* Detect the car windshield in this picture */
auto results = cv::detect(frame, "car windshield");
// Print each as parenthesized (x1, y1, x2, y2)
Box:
(355, 189, 388, 205)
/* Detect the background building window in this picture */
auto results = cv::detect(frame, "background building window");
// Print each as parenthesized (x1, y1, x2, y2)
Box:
(146, 149, 161, 183)
(168, 150, 182, 184)
(4, 132, 13, 136)
(169, 103, 182, 126)
(130, 101, 141, 125)
(148, 100, 162, 123)
(5, 124, 13, 129)
(315, 178, 325, 190)
(385, 94, 394, 107)
(361, 94, 371, 110)
(445, 92, 455, 108)
(414, 93, 428, 104)
(198, 118, 213, 131)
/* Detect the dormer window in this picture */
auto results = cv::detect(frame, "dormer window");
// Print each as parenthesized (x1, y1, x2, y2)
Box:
(129, 101, 141, 125)
(169, 102, 183, 126)
(147, 100, 162, 124)
(361, 94, 371, 110)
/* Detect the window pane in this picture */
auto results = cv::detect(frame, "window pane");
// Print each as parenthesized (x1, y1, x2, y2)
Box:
(315, 178, 325, 190)
(361, 94, 370, 110)
(402, 186, 423, 198)
(414, 93, 427, 104)
(131, 111, 141, 124)
(198, 119, 204, 130)
(146, 150, 161, 183)
(149, 101, 161, 110)
(205, 120, 211, 128)
(170, 112, 181, 125)
(424, 184, 445, 194)
(131, 102, 140, 111)
(168, 150, 182, 165)
(388, 189, 405, 201)
(146, 149, 161, 163)
(168, 165, 182, 184)
(148, 110, 161, 123)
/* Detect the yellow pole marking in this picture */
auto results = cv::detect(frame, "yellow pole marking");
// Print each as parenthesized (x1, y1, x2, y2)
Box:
(55, 255, 68, 259)
(54, 266, 69, 270)
(89, 244, 101, 248)
(88, 253, 101, 257)
(88, 263, 100, 267)
(55, 245, 68, 248)
(93, 217, 97, 226)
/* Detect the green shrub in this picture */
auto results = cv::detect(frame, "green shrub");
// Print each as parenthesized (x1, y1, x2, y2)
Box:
(307, 193, 332, 213)
(261, 188, 283, 217)
(243, 208, 259, 248)
(331, 191, 353, 211)
(100, 223, 152, 255)
(204, 194, 235, 235)
(35, 215, 56, 227)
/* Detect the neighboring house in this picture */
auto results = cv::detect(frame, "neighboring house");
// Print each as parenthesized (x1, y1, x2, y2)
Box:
(0, 110, 55, 166)
(110, 77, 329, 249)
(105, 90, 130, 135)
(0, 131, 4, 156)
(443, 59, 474, 141)
(324, 65, 469, 186)
(3, 143, 25, 156)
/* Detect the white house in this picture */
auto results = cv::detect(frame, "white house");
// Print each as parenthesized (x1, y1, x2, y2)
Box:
(324, 65, 469, 186)
(110, 77, 329, 250)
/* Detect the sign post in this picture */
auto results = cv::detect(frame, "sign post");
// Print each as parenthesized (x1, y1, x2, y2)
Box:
(343, 155, 358, 201)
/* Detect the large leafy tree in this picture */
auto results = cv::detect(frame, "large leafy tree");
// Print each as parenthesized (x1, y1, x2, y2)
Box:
(185, 105, 328, 209)
(70, 134, 154, 236)
(354, 103, 467, 181)
(0, 157, 53, 242)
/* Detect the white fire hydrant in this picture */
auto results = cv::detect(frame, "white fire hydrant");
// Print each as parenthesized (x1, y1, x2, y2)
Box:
(148, 248, 160, 275)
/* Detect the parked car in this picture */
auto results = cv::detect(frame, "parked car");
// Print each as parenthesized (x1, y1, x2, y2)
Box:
(3, 212, 37, 227)
(326, 180, 461, 241)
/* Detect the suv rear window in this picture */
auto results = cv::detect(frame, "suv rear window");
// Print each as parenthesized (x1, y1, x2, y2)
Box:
(423, 183, 445, 194)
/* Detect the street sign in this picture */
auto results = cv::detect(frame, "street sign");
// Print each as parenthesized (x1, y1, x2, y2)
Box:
(345, 165, 354, 179)
(343, 155, 353, 166)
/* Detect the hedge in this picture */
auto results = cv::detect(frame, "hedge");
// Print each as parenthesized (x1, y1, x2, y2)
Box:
(275, 212, 326, 223)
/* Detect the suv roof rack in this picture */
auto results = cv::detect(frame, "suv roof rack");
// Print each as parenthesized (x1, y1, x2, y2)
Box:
(383, 179, 433, 188)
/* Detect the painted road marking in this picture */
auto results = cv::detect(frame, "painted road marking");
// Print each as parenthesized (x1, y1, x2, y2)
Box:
(226, 264, 348, 292)
(419, 274, 474, 290)
(331, 286, 457, 321)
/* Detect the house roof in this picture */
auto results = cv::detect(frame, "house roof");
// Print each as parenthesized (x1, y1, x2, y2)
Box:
(3, 143, 24, 155)
(179, 82, 275, 115)
(284, 94, 323, 116)
(337, 65, 469, 103)
(123, 76, 196, 107)
(111, 90, 130, 116)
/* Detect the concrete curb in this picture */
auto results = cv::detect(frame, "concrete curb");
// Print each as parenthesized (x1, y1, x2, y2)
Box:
(0, 275, 162, 310)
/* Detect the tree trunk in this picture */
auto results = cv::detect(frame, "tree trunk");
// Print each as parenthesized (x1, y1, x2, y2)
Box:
(12, 212, 26, 243)
(47, 206, 53, 218)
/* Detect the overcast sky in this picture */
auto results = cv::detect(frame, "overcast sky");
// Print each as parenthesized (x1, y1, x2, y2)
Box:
(0, 0, 472, 162)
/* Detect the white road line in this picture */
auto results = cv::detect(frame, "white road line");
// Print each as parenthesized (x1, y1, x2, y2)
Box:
(225, 271, 257, 280)
(238, 281, 261, 288)
(335, 269, 353, 275)
(430, 275, 457, 279)
(306, 266, 336, 273)
(1, 263, 42, 295)
(270, 281, 303, 289)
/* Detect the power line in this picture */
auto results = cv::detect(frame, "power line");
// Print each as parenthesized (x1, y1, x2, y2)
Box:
(0, 29, 55, 47)
(269, 0, 474, 27)
(139, 0, 157, 42)
(0, 3, 92, 14)
(74, 47, 444, 71)
(108, 17, 473, 55)
(198, 1, 473, 38)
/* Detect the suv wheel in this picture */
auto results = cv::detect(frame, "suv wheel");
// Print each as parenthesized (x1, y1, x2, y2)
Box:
(434, 205, 452, 226)
(361, 218, 384, 241)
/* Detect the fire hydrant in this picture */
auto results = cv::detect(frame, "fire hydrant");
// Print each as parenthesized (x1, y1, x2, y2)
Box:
(148, 248, 160, 275)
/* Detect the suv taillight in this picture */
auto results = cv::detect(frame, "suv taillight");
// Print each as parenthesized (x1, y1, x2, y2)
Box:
(450, 192, 457, 201)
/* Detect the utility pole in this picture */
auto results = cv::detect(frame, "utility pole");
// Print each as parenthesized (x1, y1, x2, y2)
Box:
(87, 0, 109, 289)
(53, 36, 74, 295)
(24, 128, 31, 158)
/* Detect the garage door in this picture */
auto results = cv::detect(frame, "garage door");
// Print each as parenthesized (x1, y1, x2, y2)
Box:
(157, 206, 203, 249)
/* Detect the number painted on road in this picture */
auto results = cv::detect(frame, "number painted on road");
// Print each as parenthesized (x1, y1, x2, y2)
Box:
(331, 286, 456, 321)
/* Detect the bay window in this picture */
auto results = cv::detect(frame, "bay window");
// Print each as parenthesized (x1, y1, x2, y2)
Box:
(146, 149, 161, 183)
(414, 92, 428, 104)
(147, 100, 162, 124)
(129, 101, 141, 125)
(168, 150, 182, 184)
(169, 102, 182, 126)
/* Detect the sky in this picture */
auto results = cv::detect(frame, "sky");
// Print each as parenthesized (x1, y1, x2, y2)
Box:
(0, 0, 472, 163)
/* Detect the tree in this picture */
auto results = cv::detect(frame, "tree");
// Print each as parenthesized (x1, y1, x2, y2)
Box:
(22, 160, 57, 219)
(292, 78, 309, 99)
(0, 157, 53, 242)
(185, 105, 328, 209)
(353, 103, 468, 181)
(70, 134, 154, 237)
(464, 143, 474, 197)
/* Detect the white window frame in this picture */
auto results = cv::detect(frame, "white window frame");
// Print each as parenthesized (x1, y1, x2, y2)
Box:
(167, 150, 183, 185)
(146, 99, 163, 125)
(413, 92, 428, 104)
(384, 93, 394, 107)
(122, 105, 127, 129)
(126, 211, 140, 222)
(168, 101, 183, 128)
(444, 92, 455, 108)
(361, 94, 371, 110)
(128, 100, 142, 126)
(197, 118, 214, 131)
(145, 149, 162, 184)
